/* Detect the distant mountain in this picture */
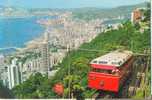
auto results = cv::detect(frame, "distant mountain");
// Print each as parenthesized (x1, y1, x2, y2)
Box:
(0, 2, 148, 20)
(71, 2, 148, 20)
(0, 6, 33, 18)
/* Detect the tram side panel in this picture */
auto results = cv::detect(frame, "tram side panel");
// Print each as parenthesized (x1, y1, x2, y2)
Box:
(88, 72, 120, 92)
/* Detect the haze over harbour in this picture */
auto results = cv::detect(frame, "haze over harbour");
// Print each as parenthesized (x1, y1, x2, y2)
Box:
(0, 0, 147, 9)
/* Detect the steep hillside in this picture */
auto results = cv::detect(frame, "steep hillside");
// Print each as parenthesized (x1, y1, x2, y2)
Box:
(12, 21, 150, 98)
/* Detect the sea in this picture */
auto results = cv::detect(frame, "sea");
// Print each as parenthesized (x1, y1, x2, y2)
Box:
(0, 16, 55, 54)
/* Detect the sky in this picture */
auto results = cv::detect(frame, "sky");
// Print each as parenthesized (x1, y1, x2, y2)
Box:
(0, 0, 148, 9)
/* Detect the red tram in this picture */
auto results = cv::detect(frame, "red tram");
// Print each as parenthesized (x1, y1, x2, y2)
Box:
(88, 50, 134, 92)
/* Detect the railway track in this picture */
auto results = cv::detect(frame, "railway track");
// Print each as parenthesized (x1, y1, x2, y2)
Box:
(128, 51, 150, 97)
(91, 51, 150, 99)
(92, 91, 115, 99)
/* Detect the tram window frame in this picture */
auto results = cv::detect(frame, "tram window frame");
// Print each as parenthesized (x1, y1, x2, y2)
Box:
(91, 68, 112, 74)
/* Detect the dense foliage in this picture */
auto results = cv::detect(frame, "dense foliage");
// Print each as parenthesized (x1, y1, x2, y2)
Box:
(12, 72, 57, 98)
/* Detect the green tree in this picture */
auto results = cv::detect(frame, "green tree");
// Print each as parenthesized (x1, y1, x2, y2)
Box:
(63, 75, 84, 99)
(12, 72, 49, 98)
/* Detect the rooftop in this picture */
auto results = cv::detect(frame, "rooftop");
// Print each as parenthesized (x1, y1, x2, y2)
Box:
(90, 50, 133, 67)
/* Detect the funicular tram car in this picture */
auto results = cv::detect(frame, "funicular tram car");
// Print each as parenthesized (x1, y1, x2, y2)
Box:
(88, 50, 134, 92)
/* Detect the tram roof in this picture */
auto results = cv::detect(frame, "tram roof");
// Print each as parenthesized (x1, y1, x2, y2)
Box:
(90, 50, 133, 67)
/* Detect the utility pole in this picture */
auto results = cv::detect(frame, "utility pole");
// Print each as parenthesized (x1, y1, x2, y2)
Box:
(67, 44, 71, 98)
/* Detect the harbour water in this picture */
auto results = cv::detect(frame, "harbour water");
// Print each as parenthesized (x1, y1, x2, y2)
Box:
(0, 16, 54, 54)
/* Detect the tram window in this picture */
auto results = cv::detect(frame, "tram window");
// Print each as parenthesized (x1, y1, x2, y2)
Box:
(99, 61, 107, 64)
(91, 68, 112, 74)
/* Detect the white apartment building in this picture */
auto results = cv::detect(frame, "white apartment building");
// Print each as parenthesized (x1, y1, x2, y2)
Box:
(7, 58, 21, 89)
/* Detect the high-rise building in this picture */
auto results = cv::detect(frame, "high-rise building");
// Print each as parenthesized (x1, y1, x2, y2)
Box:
(40, 30, 50, 74)
(0, 70, 8, 87)
(0, 54, 5, 67)
(7, 58, 21, 89)
(0, 55, 5, 78)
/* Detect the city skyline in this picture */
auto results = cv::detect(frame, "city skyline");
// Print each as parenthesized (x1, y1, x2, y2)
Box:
(0, 0, 148, 9)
